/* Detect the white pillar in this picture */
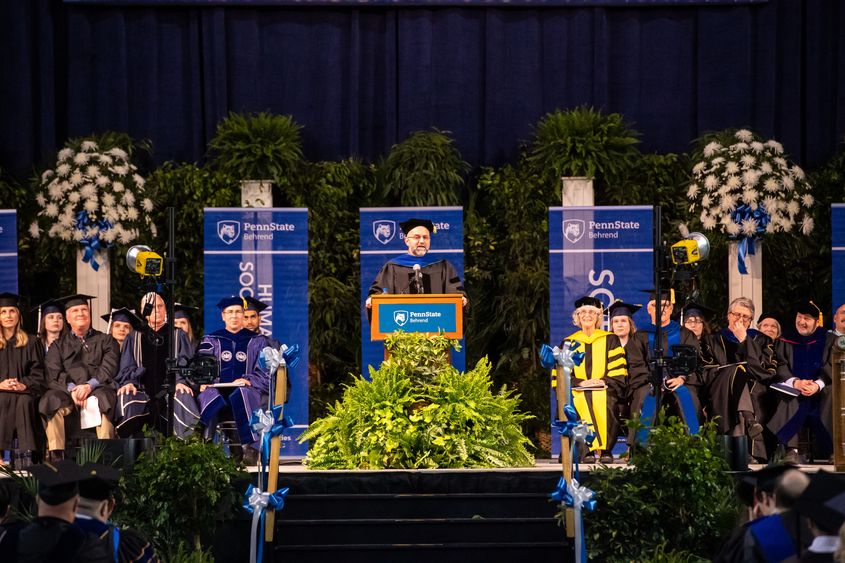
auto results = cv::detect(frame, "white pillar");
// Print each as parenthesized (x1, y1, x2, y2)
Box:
(561, 177, 594, 207)
(76, 249, 111, 332)
(241, 180, 273, 208)
(728, 240, 763, 319)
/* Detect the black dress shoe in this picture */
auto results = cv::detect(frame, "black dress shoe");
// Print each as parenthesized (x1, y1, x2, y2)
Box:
(783, 448, 800, 464)
(599, 452, 614, 464)
(47, 450, 65, 463)
(582, 454, 596, 464)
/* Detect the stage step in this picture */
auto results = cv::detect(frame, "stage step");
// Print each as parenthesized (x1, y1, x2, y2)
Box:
(212, 468, 573, 562)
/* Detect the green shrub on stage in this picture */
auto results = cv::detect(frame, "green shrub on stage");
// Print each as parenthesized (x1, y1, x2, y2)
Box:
(115, 435, 244, 559)
(568, 412, 738, 562)
(300, 332, 535, 469)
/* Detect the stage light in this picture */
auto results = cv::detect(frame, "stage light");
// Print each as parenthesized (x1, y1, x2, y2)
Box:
(126, 245, 164, 277)
(671, 232, 710, 265)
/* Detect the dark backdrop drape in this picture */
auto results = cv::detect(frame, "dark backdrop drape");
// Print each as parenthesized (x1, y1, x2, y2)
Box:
(1, 0, 843, 179)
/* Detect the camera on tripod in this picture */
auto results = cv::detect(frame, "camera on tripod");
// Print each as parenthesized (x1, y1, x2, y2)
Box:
(171, 355, 219, 387)
(666, 344, 698, 376)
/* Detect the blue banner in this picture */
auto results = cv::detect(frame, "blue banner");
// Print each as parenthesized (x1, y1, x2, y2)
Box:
(360, 207, 465, 373)
(204, 208, 308, 457)
(832, 204, 845, 321)
(0, 211, 17, 293)
(549, 206, 653, 455)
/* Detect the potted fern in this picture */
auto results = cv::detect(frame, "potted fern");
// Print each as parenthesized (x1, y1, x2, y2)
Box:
(526, 106, 640, 204)
(208, 112, 304, 207)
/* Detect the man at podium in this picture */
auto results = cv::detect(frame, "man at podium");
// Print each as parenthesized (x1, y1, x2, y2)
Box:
(366, 218, 468, 308)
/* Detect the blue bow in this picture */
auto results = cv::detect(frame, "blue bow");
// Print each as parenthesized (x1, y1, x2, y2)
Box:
(549, 477, 597, 563)
(539, 342, 585, 371)
(74, 211, 114, 271)
(552, 405, 596, 447)
(282, 344, 301, 369)
(250, 406, 293, 467)
(730, 204, 770, 275)
(243, 484, 288, 563)
(259, 343, 302, 373)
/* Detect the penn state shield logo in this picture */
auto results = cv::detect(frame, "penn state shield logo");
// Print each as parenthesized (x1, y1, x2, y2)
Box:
(393, 310, 409, 327)
(373, 220, 396, 245)
(217, 221, 241, 245)
(563, 220, 585, 244)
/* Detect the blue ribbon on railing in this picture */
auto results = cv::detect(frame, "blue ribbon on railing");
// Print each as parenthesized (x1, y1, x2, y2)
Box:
(730, 204, 770, 275)
(250, 406, 293, 468)
(259, 343, 302, 374)
(539, 342, 585, 373)
(74, 211, 114, 271)
(549, 476, 597, 563)
(552, 403, 596, 479)
(243, 484, 288, 563)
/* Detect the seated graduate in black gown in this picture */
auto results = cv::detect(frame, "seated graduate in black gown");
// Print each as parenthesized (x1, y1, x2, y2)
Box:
(0, 292, 45, 467)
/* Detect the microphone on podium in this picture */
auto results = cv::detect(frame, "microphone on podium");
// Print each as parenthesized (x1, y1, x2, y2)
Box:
(413, 264, 422, 294)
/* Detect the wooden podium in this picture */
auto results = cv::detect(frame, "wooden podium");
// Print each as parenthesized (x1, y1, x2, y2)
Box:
(370, 294, 464, 341)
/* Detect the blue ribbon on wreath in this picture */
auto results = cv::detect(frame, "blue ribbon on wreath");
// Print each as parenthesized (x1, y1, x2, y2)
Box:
(74, 211, 113, 271)
(243, 484, 288, 563)
(730, 204, 770, 275)
(549, 476, 597, 563)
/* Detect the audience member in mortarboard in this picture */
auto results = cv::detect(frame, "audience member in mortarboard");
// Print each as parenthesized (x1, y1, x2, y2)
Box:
(34, 298, 66, 353)
(172, 303, 199, 353)
(74, 463, 159, 562)
(114, 292, 192, 437)
(365, 218, 467, 309)
(714, 463, 810, 563)
(561, 295, 626, 464)
(0, 292, 45, 468)
(768, 299, 833, 464)
(242, 296, 268, 333)
(172, 295, 272, 464)
(625, 289, 702, 442)
(0, 460, 112, 562)
(100, 308, 143, 352)
(607, 300, 641, 349)
(41, 294, 118, 463)
(793, 471, 845, 561)
(680, 301, 714, 340)
(699, 297, 772, 455)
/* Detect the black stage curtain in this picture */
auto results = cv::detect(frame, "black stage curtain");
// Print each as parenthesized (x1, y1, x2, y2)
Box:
(1, 1, 843, 178)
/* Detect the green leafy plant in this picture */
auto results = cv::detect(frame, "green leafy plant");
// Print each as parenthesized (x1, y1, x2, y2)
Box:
(378, 129, 470, 206)
(527, 106, 640, 189)
(115, 435, 244, 555)
(566, 411, 738, 562)
(300, 333, 534, 469)
(208, 111, 304, 186)
(0, 464, 37, 522)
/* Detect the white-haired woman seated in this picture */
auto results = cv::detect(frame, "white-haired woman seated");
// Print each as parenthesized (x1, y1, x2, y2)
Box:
(561, 295, 627, 464)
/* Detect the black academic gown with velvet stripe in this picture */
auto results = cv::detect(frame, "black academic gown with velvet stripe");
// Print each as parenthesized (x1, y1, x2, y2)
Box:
(368, 260, 466, 297)
(0, 335, 45, 450)
(561, 329, 627, 452)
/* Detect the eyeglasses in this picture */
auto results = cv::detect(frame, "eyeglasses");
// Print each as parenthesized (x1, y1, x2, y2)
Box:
(728, 311, 753, 322)
(684, 318, 703, 325)
(578, 310, 599, 317)
(407, 235, 430, 241)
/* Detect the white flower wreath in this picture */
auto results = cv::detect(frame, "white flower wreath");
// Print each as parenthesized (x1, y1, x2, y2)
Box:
(30, 138, 156, 270)
(687, 129, 814, 273)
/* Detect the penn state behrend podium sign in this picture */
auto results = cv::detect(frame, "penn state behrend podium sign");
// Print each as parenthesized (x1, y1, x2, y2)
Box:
(370, 294, 463, 340)
(548, 206, 654, 456)
(360, 207, 465, 373)
(204, 208, 308, 456)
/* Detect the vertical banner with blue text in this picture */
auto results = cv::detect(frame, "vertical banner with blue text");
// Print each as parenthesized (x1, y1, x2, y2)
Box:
(549, 206, 653, 456)
(832, 204, 845, 319)
(360, 207, 465, 374)
(0, 211, 17, 292)
(204, 208, 308, 456)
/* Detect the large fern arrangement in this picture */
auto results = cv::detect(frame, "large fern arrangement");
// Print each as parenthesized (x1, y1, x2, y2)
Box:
(300, 332, 535, 469)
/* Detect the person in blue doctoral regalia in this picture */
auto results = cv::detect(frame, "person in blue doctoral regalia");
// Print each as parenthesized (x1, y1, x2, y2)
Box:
(172, 296, 272, 462)
(767, 300, 833, 463)
(365, 218, 467, 309)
